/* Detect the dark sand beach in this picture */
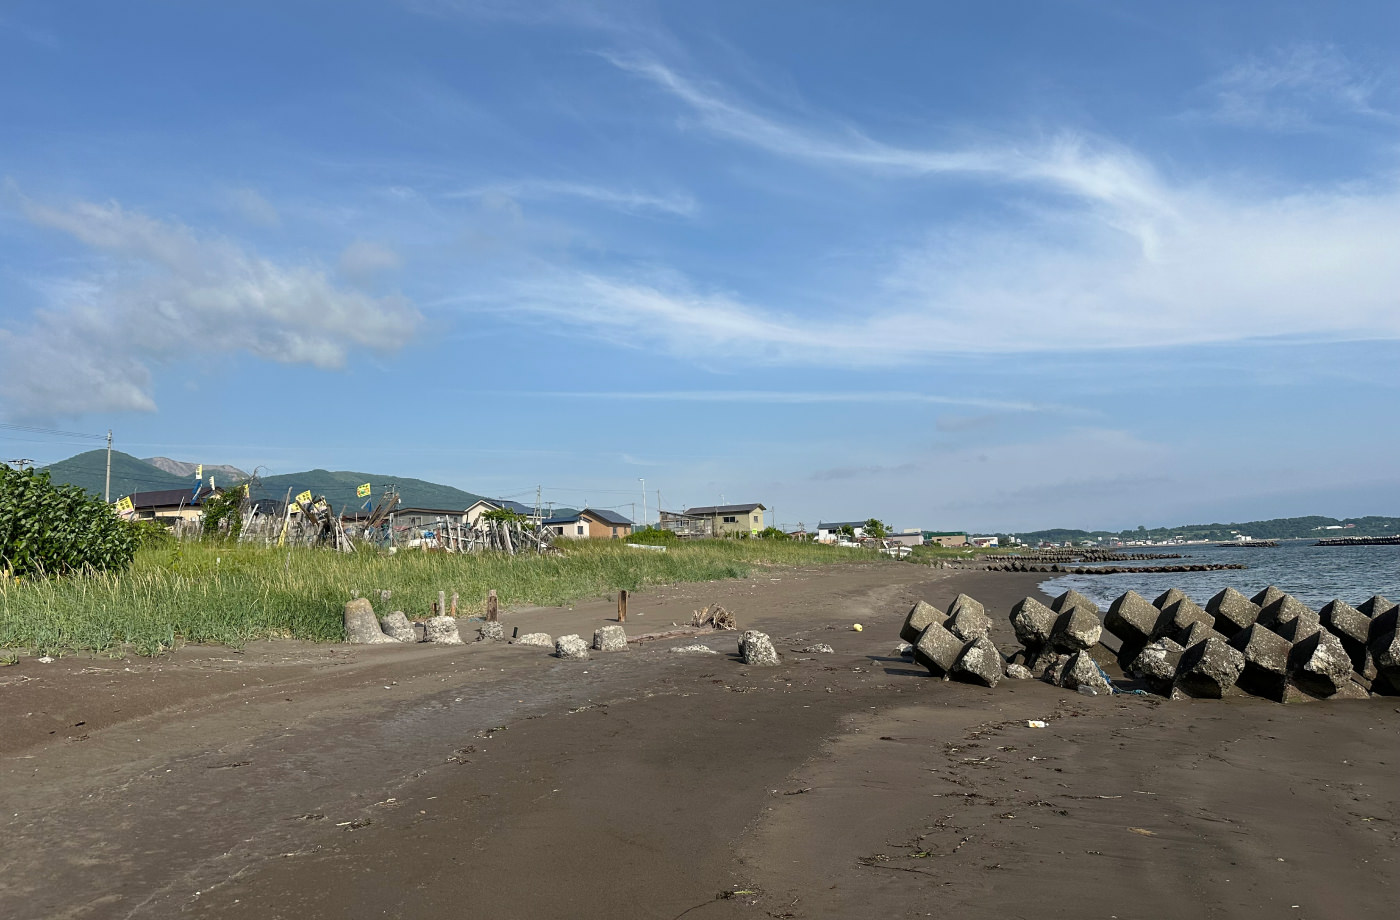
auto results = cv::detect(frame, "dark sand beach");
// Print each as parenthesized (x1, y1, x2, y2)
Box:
(2, 563, 1396, 919)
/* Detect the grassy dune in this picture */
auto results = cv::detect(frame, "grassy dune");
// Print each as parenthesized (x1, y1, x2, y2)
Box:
(0, 539, 881, 657)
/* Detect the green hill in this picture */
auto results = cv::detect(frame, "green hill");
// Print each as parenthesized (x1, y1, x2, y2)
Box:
(1006, 514, 1400, 545)
(256, 469, 489, 514)
(44, 450, 191, 499)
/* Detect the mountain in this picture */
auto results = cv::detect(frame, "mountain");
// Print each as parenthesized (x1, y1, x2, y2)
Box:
(43, 452, 495, 512)
(144, 457, 249, 481)
(255, 469, 489, 514)
(43, 450, 190, 499)
(1005, 515, 1400, 545)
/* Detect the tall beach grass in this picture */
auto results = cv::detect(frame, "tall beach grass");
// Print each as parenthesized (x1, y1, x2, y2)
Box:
(0, 539, 882, 657)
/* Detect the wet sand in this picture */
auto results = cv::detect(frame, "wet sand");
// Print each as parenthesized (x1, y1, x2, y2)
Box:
(1, 563, 1396, 919)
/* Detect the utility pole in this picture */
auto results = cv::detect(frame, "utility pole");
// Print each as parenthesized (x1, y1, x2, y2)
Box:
(640, 478, 647, 528)
(104, 429, 113, 503)
(535, 485, 541, 524)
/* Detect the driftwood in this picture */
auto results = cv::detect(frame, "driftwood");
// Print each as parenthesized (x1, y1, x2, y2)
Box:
(690, 604, 737, 630)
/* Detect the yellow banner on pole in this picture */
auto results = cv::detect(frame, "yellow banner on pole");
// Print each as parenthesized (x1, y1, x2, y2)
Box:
(295, 490, 313, 505)
(115, 496, 134, 513)
(195, 464, 203, 479)
(356, 483, 372, 498)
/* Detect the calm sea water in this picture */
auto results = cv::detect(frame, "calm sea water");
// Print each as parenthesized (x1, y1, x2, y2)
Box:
(1040, 541, 1400, 610)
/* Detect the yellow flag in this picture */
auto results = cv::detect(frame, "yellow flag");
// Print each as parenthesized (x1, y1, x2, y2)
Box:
(356, 483, 372, 498)
(195, 464, 203, 479)
(295, 490, 313, 505)
(115, 496, 134, 513)
(243, 483, 251, 497)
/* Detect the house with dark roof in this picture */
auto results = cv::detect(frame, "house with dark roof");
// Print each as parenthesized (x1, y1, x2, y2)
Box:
(119, 486, 213, 522)
(816, 521, 869, 542)
(682, 503, 767, 537)
(542, 508, 634, 540)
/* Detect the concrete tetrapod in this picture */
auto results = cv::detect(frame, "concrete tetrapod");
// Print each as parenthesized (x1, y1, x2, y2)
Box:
(425, 616, 464, 645)
(1259, 595, 1321, 641)
(914, 621, 964, 678)
(1159, 597, 1214, 643)
(945, 603, 992, 643)
(1048, 605, 1102, 653)
(379, 611, 417, 643)
(1051, 589, 1099, 616)
(1127, 638, 1184, 696)
(1288, 630, 1358, 699)
(1010, 597, 1057, 650)
(514, 632, 553, 647)
(1058, 650, 1112, 694)
(555, 634, 590, 660)
(592, 625, 628, 652)
(1172, 636, 1245, 699)
(1206, 587, 1260, 638)
(899, 600, 942, 645)
(739, 630, 780, 666)
(950, 636, 1003, 688)
(1228, 624, 1295, 701)
(345, 598, 396, 644)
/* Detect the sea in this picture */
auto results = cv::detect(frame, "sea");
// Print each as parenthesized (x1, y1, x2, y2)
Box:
(1040, 541, 1400, 610)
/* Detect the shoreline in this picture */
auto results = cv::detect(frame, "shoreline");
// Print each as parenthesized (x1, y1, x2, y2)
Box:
(2, 564, 1397, 919)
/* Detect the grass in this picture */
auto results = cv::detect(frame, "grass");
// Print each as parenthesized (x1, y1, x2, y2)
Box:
(0, 538, 883, 658)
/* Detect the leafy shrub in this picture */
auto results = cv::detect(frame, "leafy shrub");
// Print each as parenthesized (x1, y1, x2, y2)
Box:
(626, 526, 681, 545)
(757, 526, 790, 540)
(0, 466, 139, 577)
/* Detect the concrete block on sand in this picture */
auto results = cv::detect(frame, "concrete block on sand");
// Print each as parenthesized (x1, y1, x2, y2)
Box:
(1160, 597, 1213, 641)
(555, 634, 590, 660)
(739, 630, 780, 666)
(945, 604, 992, 643)
(1176, 621, 1222, 649)
(345, 598, 395, 644)
(379, 611, 417, 643)
(1154, 588, 1188, 611)
(670, 644, 719, 655)
(946, 593, 986, 620)
(1058, 650, 1112, 694)
(1251, 586, 1287, 610)
(425, 616, 464, 645)
(1004, 662, 1034, 680)
(1105, 591, 1161, 647)
(1128, 638, 1184, 695)
(1320, 599, 1370, 659)
(899, 600, 942, 645)
(592, 625, 628, 652)
(1049, 605, 1102, 652)
(1259, 595, 1321, 641)
(1051, 589, 1099, 615)
(1289, 630, 1355, 699)
(951, 636, 1003, 688)
(478, 621, 505, 642)
(1173, 636, 1245, 699)
(1228, 624, 1293, 701)
(1207, 588, 1260, 638)
(914, 622, 964, 677)
(1032, 649, 1072, 682)
(514, 632, 553, 647)
(1010, 597, 1057, 649)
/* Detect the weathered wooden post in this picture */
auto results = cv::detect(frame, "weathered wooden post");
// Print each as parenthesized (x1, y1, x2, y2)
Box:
(450, 592, 459, 616)
(487, 589, 499, 623)
(617, 589, 628, 623)
(439, 590, 447, 619)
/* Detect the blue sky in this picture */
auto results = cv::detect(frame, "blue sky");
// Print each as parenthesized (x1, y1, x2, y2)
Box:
(2, 1, 1398, 532)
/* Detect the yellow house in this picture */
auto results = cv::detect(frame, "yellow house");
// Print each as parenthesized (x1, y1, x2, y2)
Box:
(117, 486, 213, 523)
(683, 503, 766, 537)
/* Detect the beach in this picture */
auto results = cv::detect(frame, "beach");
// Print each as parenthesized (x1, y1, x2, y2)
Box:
(2, 563, 1396, 919)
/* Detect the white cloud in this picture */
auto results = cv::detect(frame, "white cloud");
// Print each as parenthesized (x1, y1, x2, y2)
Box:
(471, 57, 1400, 361)
(1201, 43, 1395, 131)
(1, 196, 420, 418)
(223, 187, 281, 227)
(339, 240, 403, 282)
(534, 389, 1059, 413)
(448, 179, 696, 217)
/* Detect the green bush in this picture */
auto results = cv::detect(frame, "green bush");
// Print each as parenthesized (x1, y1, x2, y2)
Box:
(626, 526, 681, 545)
(0, 466, 139, 577)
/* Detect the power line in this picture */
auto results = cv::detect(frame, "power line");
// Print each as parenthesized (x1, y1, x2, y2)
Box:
(0, 422, 106, 441)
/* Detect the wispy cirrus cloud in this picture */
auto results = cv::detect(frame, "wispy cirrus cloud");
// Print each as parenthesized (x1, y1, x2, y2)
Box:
(1197, 43, 1396, 131)
(447, 179, 696, 216)
(454, 56, 1400, 362)
(532, 389, 1063, 412)
(1, 194, 420, 419)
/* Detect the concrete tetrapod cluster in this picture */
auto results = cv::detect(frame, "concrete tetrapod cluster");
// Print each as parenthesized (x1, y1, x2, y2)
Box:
(898, 595, 1005, 688)
(1095, 586, 1397, 701)
(344, 598, 464, 645)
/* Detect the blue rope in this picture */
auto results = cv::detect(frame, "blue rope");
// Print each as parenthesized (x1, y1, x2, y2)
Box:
(1093, 660, 1150, 696)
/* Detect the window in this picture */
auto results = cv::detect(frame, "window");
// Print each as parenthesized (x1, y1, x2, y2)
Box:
(752, 515, 760, 523)
(555, 526, 564, 535)
(722, 515, 737, 523)
(612, 526, 618, 535)
(576, 525, 584, 535)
